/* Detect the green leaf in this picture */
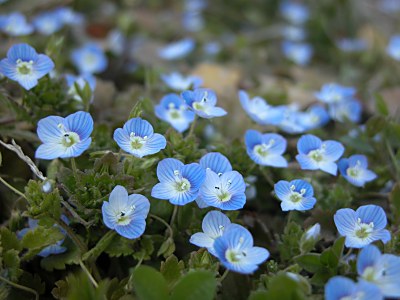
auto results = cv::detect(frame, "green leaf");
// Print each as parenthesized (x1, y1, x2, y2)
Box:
(82, 231, 116, 262)
(66, 272, 110, 300)
(131, 266, 169, 300)
(0, 227, 22, 252)
(366, 115, 387, 137)
(390, 182, 400, 221)
(294, 254, 321, 273)
(170, 270, 217, 300)
(105, 235, 137, 257)
(248, 290, 269, 300)
(25, 180, 62, 219)
(40, 239, 81, 271)
(128, 100, 144, 119)
(132, 236, 154, 261)
(160, 255, 184, 289)
(157, 237, 176, 258)
(375, 93, 389, 116)
(264, 273, 307, 300)
(3, 249, 22, 281)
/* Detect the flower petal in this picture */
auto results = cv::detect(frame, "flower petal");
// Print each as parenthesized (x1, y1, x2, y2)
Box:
(356, 205, 387, 230)
(334, 208, 357, 236)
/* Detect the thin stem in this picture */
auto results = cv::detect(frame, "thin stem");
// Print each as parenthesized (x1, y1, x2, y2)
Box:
(170, 205, 179, 227)
(79, 260, 99, 288)
(0, 275, 39, 300)
(187, 116, 197, 138)
(219, 269, 229, 282)
(54, 219, 87, 253)
(134, 253, 145, 270)
(61, 200, 92, 227)
(0, 177, 27, 200)
(70, 157, 80, 183)
(149, 213, 174, 239)
(386, 139, 400, 181)
(259, 167, 275, 186)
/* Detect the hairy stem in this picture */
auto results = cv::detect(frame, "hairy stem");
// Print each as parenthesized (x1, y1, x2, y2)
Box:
(149, 213, 174, 239)
(0, 177, 27, 200)
(0, 275, 39, 300)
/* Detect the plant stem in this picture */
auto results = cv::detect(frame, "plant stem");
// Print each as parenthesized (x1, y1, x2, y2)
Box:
(170, 205, 179, 227)
(149, 213, 174, 239)
(79, 260, 99, 288)
(54, 218, 87, 253)
(134, 254, 145, 270)
(220, 269, 229, 282)
(0, 177, 27, 200)
(386, 139, 400, 181)
(70, 157, 80, 183)
(187, 116, 197, 137)
(0, 275, 39, 300)
(259, 167, 275, 186)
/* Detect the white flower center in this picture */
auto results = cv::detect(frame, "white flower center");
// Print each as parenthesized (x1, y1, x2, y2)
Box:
(346, 160, 362, 178)
(58, 123, 81, 147)
(116, 204, 136, 225)
(192, 91, 209, 111)
(225, 236, 246, 263)
(16, 59, 34, 75)
(173, 170, 191, 192)
(214, 179, 232, 202)
(308, 145, 326, 162)
(167, 103, 185, 120)
(355, 218, 374, 239)
(130, 132, 148, 149)
(289, 185, 306, 203)
(254, 139, 275, 157)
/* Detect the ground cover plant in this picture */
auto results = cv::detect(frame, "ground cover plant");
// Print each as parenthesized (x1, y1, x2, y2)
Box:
(0, 0, 400, 299)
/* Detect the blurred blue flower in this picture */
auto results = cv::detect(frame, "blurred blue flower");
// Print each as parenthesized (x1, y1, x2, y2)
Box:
(113, 117, 166, 158)
(282, 41, 313, 66)
(203, 41, 221, 56)
(336, 38, 368, 53)
(379, 0, 400, 13)
(151, 158, 206, 205)
(33, 11, 64, 35)
(65, 73, 96, 102)
(281, 25, 307, 41)
(386, 35, 400, 61)
(334, 204, 391, 248)
(338, 155, 377, 187)
(190, 210, 231, 256)
(357, 244, 400, 298)
(182, 88, 227, 118)
(314, 83, 356, 104)
(214, 224, 269, 274)
(55, 7, 84, 25)
(106, 29, 126, 55)
(71, 43, 108, 74)
(325, 276, 383, 300)
(0, 12, 34, 36)
(155, 93, 195, 132)
(35, 111, 93, 159)
(182, 11, 204, 32)
(102, 185, 150, 239)
(274, 179, 316, 211)
(328, 99, 362, 123)
(239, 90, 286, 125)
(297, 105, 330, 131)
(304, 223, 321, 241)
(280, 1, 310, 24)
(296, 134, 344, 175)
(0, 43, 54, 90)
(161, 72, 202, 91)
(277, 106, 307, 134)
(158, 38, 195, 60)
(245, 130, 288, 167)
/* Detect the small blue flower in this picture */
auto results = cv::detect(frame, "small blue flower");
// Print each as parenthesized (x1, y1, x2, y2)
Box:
(102, 185, 150, 239)
(113, 117, 166, 158)
(314, 83, 357, 104)
(338, 155, 377, 187)
(155, 93, 195, 132)
(238, 90, 286, 126)
(325, 276, 383, 300)
(245, 130, 288, 167)
(277, 106, 307, 134)
(0, 12, 34, 36)
(282, 41, 313, 66)
(106, 29, 126, 55)
(182, 11, 204, 32)
(35, 111, 93, 160)
(336, 38, 368, 53)
(199, 152, 232, 174)
(65, 73, 96, 102)
(33, 11, 64, 35)
(182, 88, 227, 118)
(280, 1, 310, 24)
(274, 179, 316, 211)
(151, 158, 206, 205)
(190, 210, 231, 256)
(386, 35, 400, 61)
(214, 224, 269, 274)
(328, 99, 362, 123)
(281, 25, 307, 42)
(334, 204, 391, 248)
(297, 105, 330, 131)
(0, 43, 55, 90)
(54, 7, 84, 25)
(161, 72, 202, 91)
(357, 244, 400, 298)
(203, 41, 221, 56)
(71, 43, 108, 74)
(296, 134, 344, 175)
(379, 0, 400, 13)
(199, 169, 246, 210)
(158, 38, 195, 60)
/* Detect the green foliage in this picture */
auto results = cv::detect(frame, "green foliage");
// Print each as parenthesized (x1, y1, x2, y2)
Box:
(105, 235, 137, 257)
(131, 265, 169, 300)
(82, 231, 116, 262)
(390, 182, 400, 223)
(160, 255, 185, 289)
(40, 239, 80, 271)
(132, 236, 155, 261)
(278, 222, 303, 262)
(188, 249, 219, 273)
(170, 270, 217, 300)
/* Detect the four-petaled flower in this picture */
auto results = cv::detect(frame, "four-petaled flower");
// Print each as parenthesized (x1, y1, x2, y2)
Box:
(314, 83, 356, 104)
(151, 158, 206, 205)
(102, 185, 150, 239)
(334, 205, 391, 248)
(338, 154, 377, 187)
(71, 43, 108, 74)
(325, 276, 383, 300)
(245, 130, 288, 167)
(35, 111, 93, 160)
(113, 117, 166, 158)
(181, 88, 227, 118)
(190, 210, 231, 256)
(0, 43, 54, 90)
(274, 179, 316, 211)
(214, 224, 270, 274)
(296, 134, 344, 175)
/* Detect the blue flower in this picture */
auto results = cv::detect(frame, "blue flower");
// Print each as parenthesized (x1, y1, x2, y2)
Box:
(297, 105, 330, 131)
(336, 38, 368, 53)
(280, 1, 310, 24)
(199, 152, 232, 174)
(328, 99, 362, 123)
(158, 38, 195, 60)
(357, 245, 400, 298)
(274, 179, 316, 211)
(199, 169, 246, 210)
(314, 83, 356, 104)
(35, 111, 93, 160)
(190, 210, 231, 256)
(106, 29, 126, 55)
(65, 73, 96, 102)
(238, 90, 286, 126)
(296, 134, 344, 175)
(0, 12, 34, 36)
(386, 35, 400, 61)
(155, 93, 195, 132)
(282, 41, 313, 66)
(113, 117, 166, 158)
(0, 43, 55, 90)
(277, 106, 307, 134)
(161, 72, 202, 91)
(182, 88, 227, 118)
(71, 43, 108, 74)
(334, 205, 391, 248)
(214, 224, 269, 274)
(33, 11, 64, 35)
(325, 276, 383, 300)
(281, 25, 307, 42)
(338, 155, 377, 187)
(54, 7, 84, 25)
(151, 158, 206, 205)
(303, 223, 321, 241)
(245, 130, 288, 167)
(102, 185, 150, 239)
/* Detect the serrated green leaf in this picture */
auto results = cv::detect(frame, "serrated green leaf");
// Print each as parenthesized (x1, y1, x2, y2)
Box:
(160, 255, 184, 289)
(133, 236, 154, 261)
(294, 254, 321, 273)
(157, 238, 175, 258)
(40, 239, 80, 272)
(105, 235, 137, 257)
(170, 270, 217, 300)
(131, 266, 169, 300)
(0, 228, 22, 252)
(25, 180, 62, 219)
(3, 249, 22, 281)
